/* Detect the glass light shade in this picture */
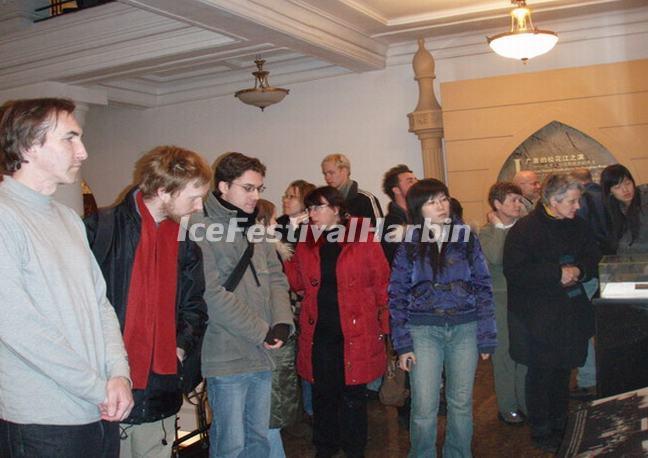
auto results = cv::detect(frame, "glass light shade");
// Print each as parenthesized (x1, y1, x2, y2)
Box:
(235, 87, 289, 111)
(487, 1, 558, 62)
(488, 30, 558, 61)
(235, 58, 289, 111)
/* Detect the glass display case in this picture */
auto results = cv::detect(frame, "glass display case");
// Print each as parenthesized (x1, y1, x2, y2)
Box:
(599, 254, 648, 299)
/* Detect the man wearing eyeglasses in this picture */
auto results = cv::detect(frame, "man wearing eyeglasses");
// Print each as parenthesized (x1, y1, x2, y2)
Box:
(191, 152, 293, 458)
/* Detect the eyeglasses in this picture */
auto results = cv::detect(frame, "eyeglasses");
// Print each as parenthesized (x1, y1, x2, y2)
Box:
(230, 182, 266, 194)
(307, 204, 329, 213)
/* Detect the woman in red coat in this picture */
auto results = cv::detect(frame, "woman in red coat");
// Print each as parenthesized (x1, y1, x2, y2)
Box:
(283, 186, 390, 458)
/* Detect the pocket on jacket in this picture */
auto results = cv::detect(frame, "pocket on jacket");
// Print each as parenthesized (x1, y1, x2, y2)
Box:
(202, 328, 245, 363)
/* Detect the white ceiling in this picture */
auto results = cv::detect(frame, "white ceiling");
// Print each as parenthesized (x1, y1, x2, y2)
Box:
(0, 0, 645, 108)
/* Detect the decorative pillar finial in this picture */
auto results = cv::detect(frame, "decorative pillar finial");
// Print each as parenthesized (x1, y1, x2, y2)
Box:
(407, 39, 445, 181)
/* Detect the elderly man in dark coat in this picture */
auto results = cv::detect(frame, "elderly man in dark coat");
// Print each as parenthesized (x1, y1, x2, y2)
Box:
(503, 173, 601, 453)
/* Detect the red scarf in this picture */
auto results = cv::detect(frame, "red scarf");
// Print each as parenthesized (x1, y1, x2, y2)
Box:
(123, 192, 179, 389)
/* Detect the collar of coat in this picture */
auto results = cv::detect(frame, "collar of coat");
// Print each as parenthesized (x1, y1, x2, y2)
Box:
(386, 201, 408, 225)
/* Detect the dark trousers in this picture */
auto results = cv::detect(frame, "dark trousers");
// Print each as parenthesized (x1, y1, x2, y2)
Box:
(525, 364, 571, 439)
(0, 419, 119, 458)
(312, 339, 367, 458)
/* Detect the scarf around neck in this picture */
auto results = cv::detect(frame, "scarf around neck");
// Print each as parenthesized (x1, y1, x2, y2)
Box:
(216, 193, 258, 229)
(123, 192, 179, 389)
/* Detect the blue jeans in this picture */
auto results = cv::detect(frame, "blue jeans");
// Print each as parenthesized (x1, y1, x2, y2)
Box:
(267, 428, 286, 458)
(301, 378, 313, 416)
(409, 322, 478, 458)
(366, 376, 383, 392)
(207, 371, 272, 458)
(0, 419, 119, 457)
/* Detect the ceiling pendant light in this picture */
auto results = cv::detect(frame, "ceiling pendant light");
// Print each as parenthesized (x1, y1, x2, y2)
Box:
(487, 0, 558, 63)
(235, 58, 289, 111)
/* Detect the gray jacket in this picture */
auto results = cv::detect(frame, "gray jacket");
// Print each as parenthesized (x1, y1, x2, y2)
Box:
(192, 193, 293, 377)
(479, 223, 511, 296)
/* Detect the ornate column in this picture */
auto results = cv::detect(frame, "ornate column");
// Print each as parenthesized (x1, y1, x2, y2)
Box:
(407, 39, 445, 181)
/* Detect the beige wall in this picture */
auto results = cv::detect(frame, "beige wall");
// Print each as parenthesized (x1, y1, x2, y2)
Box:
(441, 59, 648, 227)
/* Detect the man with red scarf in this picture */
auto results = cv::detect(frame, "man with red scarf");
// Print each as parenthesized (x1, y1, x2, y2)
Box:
(85, 146, 211, 457)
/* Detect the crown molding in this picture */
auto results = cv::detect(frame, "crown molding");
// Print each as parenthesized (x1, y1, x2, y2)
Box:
(0, 3, 236, 91)
(123, 0, 387, 71)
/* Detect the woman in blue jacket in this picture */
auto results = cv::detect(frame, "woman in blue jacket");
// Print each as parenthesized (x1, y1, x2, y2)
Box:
(388, 179, 496, 458)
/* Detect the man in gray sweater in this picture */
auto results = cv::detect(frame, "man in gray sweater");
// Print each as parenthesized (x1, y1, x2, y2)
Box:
(0, 98, 133, 456)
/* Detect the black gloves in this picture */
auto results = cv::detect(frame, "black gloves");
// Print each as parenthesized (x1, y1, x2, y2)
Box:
(264, 323, 290, 345)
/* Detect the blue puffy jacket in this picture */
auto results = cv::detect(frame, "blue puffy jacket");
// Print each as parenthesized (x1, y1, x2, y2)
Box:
(388, 223, 496, 355)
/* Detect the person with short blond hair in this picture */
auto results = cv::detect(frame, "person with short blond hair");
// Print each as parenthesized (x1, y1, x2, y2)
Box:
(321, 153, 382, 225)
(0, 98, 132, 456)
(85, 145, 211, 457)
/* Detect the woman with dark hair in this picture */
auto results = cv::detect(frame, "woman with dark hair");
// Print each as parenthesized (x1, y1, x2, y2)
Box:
(601, 164, 648, 254)
(277, 179, 316, 246)
(389, 179, 496, 458)
(283, 186, 390, 458)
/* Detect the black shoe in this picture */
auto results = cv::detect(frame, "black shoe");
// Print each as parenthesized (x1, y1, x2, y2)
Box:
(569, 386, 596, 401)
(498, 410, 525, 425)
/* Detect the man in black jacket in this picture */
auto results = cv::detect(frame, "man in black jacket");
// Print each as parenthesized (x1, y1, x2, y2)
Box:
(321, 153, 383, 225)
(85, 145, 211, 457)
(380, 164, 417, 265)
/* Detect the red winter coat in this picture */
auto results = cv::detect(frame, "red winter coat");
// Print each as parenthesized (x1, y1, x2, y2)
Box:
(283, 219, 390, 385)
